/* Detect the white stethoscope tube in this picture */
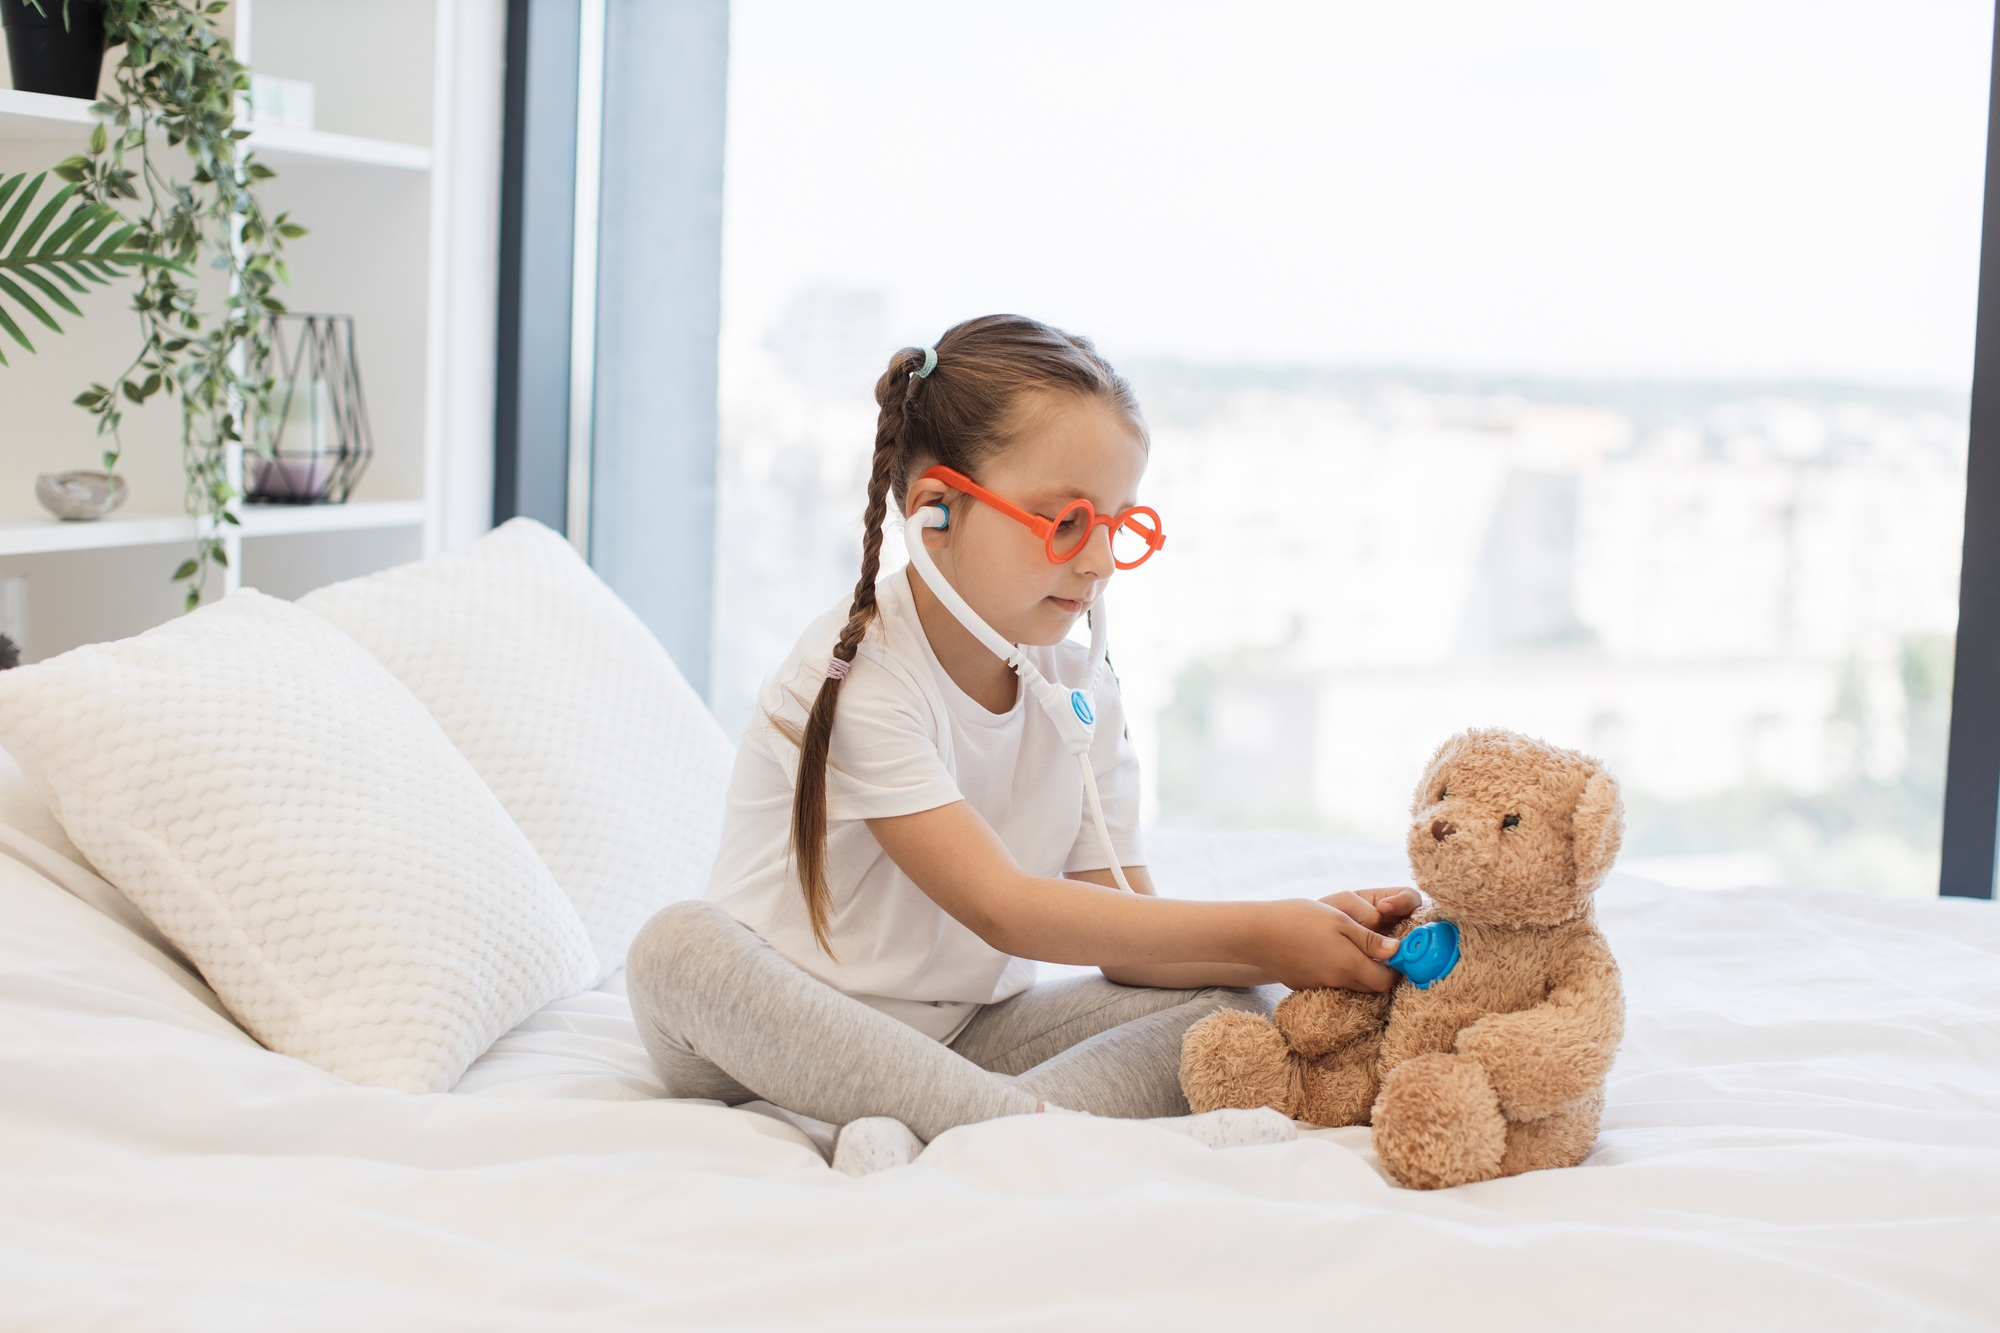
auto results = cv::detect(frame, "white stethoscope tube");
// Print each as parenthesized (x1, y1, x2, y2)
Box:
(1077, 756, 1129, 894)
(904, 505, 1134, 894)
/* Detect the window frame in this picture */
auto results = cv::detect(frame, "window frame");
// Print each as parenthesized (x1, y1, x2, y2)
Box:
(1939, 2, 2000, 899)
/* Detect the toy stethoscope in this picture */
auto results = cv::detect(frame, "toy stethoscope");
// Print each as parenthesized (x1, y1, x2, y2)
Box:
(900, 470, 1147, 894)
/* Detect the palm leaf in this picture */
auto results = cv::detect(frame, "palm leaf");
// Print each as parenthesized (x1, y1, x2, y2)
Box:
(0, 170, 186, 366)
(9, 177, 78, 257)
(0, 172, 41, 254)
(15, 265, 82, 318)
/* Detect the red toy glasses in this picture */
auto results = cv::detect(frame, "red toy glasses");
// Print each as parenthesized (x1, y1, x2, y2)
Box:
(918, 465, 1166, 569)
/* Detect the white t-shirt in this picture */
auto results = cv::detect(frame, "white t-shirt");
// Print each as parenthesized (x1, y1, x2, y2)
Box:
(706, 566, 1144, 1042)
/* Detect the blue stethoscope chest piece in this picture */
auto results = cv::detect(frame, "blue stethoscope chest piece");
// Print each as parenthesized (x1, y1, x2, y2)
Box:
(1387, 920, 1461, 989)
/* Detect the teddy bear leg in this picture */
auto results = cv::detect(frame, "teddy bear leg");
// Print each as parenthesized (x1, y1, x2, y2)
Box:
(1498, 1091, 1605, 1178)
(1294, 1035, 1382, 1127)
(1180, 1009, 1301, 1117)
(1370, 1053, 1507, 1190)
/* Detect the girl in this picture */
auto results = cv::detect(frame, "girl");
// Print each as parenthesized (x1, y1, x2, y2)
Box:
(629, 315, 1416, 1173)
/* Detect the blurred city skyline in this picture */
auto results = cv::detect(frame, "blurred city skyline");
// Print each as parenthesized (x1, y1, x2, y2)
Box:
(714, 296, 1965, 896)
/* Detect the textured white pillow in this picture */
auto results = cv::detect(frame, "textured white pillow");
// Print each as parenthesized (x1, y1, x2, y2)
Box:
(0, 745, 88, 872)
(299, 518, 734, 981)
(0, 590, 599, 1093)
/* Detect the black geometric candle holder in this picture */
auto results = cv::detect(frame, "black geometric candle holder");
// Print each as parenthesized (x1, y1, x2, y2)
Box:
(245, 313, 374, 505)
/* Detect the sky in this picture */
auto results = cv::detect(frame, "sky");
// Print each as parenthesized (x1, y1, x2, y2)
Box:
(720, 0, 1993, 389)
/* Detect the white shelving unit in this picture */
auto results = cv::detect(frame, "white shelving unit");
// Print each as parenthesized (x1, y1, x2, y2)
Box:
(0, 0, 501, 660)
(0, 85, 92, 131)
(0, 85, 432, 169)
(0, 499, 429, 559)
(246, 124, 432, 173)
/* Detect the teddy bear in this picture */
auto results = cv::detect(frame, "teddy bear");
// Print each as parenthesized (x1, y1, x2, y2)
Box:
(1180, 727, 1626, 1190)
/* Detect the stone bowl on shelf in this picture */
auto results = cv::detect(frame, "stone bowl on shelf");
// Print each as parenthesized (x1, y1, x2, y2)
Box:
(35, 471, 127, 522)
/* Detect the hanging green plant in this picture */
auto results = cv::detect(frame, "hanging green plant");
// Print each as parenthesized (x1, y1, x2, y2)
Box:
(14, 0, 305, 609)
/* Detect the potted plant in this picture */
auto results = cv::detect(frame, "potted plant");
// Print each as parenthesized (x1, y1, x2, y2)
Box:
(1, 0, 108, 100)
(0, 0, 303, 609)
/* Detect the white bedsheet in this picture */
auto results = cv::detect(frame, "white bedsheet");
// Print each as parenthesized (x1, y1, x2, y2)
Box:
(2, 826, 1997, 1330)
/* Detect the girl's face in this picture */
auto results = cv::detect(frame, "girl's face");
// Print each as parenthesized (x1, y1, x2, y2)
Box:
(907, 392, 1150, 647)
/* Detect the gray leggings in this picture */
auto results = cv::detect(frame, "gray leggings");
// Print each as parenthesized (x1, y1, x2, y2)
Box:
(627, 900, 1274, 1143)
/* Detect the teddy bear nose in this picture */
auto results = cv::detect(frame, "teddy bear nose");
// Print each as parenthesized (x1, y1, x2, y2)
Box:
(1431, 819, 1457, 842)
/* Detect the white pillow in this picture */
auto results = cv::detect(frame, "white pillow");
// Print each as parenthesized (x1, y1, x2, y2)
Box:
(0, 744, 225, 1014)
(0, 590, 599, 1093)
(0, 743, 90, 872)
(299, 518, 734, 981)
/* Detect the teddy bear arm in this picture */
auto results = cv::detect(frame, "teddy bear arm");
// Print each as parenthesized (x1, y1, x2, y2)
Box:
(1453, 937, 1623, 1121)
(1273, 986, 1392, 1061)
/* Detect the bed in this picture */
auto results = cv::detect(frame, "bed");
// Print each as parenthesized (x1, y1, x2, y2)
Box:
(3, 798, 1996, 1331)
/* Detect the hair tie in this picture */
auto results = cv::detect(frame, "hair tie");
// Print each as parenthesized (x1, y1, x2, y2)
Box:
(825, 656, 851, 681)
(915, 346, 938, 379)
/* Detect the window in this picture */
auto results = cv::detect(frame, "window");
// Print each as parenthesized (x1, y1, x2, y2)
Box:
(713, 0, 1990, 898)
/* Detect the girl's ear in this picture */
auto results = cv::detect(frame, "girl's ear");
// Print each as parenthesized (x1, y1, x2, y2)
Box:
(905, 477, 951, 518)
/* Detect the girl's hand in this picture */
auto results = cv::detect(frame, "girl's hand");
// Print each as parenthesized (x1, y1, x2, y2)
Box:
(1319, 886, 1422, 932)
(1257, 898, 1405, 993)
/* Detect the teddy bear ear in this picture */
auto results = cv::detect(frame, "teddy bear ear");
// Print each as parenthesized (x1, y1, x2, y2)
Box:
(1572, 767, 1624, 892)
(1411, 732, 1467, 817)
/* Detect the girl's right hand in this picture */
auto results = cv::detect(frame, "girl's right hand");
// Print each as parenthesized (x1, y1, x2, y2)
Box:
(1257, 898, 1403, 992)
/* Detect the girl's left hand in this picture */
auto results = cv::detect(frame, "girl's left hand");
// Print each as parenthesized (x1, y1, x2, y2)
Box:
(1319, 887, 1422, 933)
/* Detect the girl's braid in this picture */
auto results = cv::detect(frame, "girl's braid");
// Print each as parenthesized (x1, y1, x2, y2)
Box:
(790, 347, 926, 953)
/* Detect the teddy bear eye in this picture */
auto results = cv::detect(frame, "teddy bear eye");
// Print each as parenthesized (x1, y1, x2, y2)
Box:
(1438, 785, 1449, 801)
(1502, 813, 1521, 830)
